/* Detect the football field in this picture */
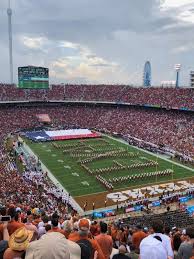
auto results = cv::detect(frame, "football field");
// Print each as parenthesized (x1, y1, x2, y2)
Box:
(25, 136, 194, 202)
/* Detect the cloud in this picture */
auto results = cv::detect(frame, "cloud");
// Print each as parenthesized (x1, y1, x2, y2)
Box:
(49, 43, 123, 83)
(0, 0, 194, 85)
(160, 0, 194, 9)
(21, 36, 46, 49)
(160, 0, 194, 23)
(59, 41, 79, 49)
(172, 43, 194, 53)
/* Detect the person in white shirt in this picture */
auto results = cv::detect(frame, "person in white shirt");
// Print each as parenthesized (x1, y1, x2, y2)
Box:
(140, 220, 174, 259)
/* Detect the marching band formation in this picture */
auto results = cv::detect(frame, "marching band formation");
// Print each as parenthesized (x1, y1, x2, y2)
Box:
(95, 169, 173, 190)
(52, 139, 173, 191)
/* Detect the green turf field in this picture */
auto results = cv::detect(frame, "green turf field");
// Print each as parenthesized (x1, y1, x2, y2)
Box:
(24, 136, 194, 197)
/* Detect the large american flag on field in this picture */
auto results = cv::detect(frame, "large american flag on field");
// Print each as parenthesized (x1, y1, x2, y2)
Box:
(25, 129, 101, 142)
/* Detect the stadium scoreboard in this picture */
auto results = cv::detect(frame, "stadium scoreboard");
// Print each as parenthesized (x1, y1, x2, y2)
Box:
(18, 66, 49, 89)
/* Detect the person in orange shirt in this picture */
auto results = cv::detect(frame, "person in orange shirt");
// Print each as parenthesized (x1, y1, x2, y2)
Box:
(7, 207, 24, 236)
(68, 221, 79, 240)
(48, 217, 65, 236)
(111, 224, 118, 244)
(95, 222, 113, 259)
(32, 214, 42, 227)
(132, 224, 147, 252)
(90, 221, 100, 237)
(119, 227, 128, 245)
(68, 218, 105, 259)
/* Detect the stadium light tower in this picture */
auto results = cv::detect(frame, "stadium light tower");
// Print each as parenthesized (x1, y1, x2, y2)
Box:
(7, 0, 13, 84)
(174, 64, 181, 88)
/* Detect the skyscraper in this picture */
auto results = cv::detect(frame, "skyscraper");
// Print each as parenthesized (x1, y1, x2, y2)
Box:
(143, 61, 151, 87)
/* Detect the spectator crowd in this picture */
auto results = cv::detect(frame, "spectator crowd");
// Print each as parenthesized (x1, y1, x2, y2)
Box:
(0, 105, 194, 158)
(0, 86, 194, 258)
(1, 84, 194, 110)
(0, 204, 194, 259)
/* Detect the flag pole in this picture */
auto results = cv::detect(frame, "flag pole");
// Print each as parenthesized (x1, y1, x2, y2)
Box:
(156, 155, 158, 183)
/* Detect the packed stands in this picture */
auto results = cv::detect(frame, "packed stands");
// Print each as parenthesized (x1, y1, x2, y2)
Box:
(0, 84, 64, 101)
(64, 84, 127, 102)
(1, 86, 194, 258)
(64, 84, 194, 110)
(0, 105, 194, 158)
(1, 84, 194, 111)
(0, 152, 72, 215)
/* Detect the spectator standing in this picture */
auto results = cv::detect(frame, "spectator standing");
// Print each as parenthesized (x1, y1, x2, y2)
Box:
(126, 244, 139, 259)
(0, 222, 9, 259)
(177, 227, 194, 259)
(25, 232, 81, 259)
(112, 245, 129, 259)
(25, 215, 38, 239)
(132, 224, 147, 252)
(140, 234, 168, 259)
(140, 220, 173, 259)
(37, 215, 49, 238)
(95, 222, 113, 259)
(48, 216, 65, 236)
(7, 208, 24, 236)
(3, 227, 34, 259)
(68, 218, 105, 259)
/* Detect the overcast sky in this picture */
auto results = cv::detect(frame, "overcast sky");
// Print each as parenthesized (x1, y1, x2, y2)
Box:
(0, 0, 194, 85)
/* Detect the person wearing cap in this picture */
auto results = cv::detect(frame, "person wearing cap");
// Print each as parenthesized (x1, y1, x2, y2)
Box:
(68, 218, 105, 259)
(25, 232, 81, 259)
(132, 224, 147, 252)
(95, 222, 113, 259)
(177, 227, 194, 259)
(3, 227, 34, 259)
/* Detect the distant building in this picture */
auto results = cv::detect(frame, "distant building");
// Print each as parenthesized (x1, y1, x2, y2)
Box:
(190, 71, 194, 87)
(160, 81, 176, 87)
(143, 61, 151, 87)
(174, 64, 181, 88)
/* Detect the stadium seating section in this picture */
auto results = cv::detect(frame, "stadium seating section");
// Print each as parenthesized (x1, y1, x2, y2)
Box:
(0, 84, 194, 259)
(1, 83, 194, 110)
